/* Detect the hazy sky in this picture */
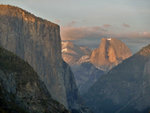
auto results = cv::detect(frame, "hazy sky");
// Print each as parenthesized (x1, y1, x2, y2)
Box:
(0, 0, 150, 52)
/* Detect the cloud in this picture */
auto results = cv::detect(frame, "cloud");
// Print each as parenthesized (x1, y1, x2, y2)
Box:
(66, 21, 77, 27)
(61, 26, 107, 40)
(126, 32, 150, 38)
(61, 25, 150, 41)
(103, 24, 112, 28)
(112, 31, 150, 39)
(122, 23, 130, 28)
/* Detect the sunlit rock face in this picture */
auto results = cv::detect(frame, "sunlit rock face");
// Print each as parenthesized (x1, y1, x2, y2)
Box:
(90, 38, 132, 71)
(0, 5, 79, 110)
(84, 44, 150, 113)
(62, 41, 91, 66)
(0, 47, 70, 113)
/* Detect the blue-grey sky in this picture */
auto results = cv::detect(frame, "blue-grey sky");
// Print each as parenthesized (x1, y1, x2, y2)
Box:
(0, 0, 150, 29)
(0, 0, 150, 52)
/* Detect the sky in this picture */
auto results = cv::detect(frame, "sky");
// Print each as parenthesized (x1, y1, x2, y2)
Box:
(0, 0, 150, 53)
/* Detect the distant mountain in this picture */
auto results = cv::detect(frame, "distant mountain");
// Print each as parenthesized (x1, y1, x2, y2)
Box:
(84, 44, 150, 113)
(90, 38, 132, 71)
(72, 62, 104, 95)
(62, 41, 104, 95)
(62, 38, 131, 95)
(62, 41, 91, 66)
(0, 47, 69, 113)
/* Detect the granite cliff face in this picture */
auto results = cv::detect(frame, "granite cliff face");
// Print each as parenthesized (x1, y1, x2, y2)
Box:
(0, 5, 78, 110)
(62, 41, 91, 66)
(90, 38, 132, 71)
(84, 44, 150, 113)
(0, 47, 69, 113)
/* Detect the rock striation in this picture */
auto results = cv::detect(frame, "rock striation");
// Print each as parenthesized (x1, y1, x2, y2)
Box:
(84, 44, 150, 113)
(90, 38, 132, 71)
(0, 46, 69, 113)
(0, 5, 79, 110)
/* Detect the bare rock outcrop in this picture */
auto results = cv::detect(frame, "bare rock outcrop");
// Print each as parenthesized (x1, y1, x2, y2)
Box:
(90, 38, 132, 71)
(0, 5, 79, 110)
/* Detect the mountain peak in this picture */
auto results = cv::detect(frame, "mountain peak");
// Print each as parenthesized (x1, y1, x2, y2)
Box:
(62, 41, 91, 65)
(90, 38, 132, 71)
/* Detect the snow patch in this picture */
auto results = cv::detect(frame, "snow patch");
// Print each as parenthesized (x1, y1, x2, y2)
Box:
(62, 48, 68, 52)
(107, 38, 112, 41)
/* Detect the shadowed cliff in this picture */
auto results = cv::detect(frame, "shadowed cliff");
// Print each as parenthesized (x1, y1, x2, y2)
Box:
(0, 5, 81, 111)
(0, 46, 70, 113)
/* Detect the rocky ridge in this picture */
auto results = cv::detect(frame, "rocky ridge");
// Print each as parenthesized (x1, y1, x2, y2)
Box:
(84, 44, 150, 113)
(0, 46, 69, 113)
